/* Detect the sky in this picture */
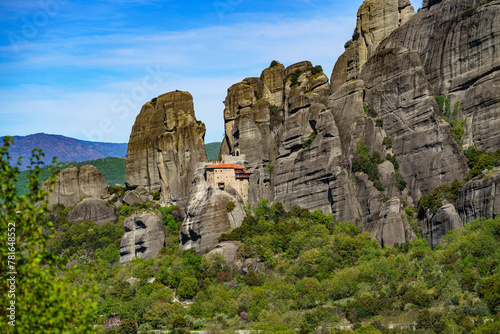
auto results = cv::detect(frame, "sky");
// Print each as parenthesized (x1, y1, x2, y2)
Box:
(0, 0, 419, 144)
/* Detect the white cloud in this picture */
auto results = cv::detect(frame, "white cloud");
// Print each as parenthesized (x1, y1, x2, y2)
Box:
(0, 13, 355, 143)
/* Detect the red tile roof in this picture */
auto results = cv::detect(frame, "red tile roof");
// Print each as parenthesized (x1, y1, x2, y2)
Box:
(205, 163, 246, 170)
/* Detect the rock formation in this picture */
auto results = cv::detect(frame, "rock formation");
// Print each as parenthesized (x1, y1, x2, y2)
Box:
(456, 169, 500, 224)
(180, 167, 246, 252)
(121, 0, 500, 252)
(330, 0, 415, 92)
(47, 165, 108, 207)
(421, 203, 463, 249)
(372, 198, 416, 247)
(119, 212, 165, 264)
(379, 0, 500, 152)
(125, 91, 207, 207)
(66, 198, 118, 225)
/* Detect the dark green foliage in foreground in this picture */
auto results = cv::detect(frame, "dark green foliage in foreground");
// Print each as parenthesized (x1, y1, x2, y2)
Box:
(205, 142, 221, 161)
(0, 137, 97, 333)
(15, 157, 126, 195)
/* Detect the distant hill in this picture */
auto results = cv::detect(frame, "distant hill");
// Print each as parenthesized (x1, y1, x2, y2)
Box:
(1, 133, 127, 170)
(15, 157, 126, 196)
(205, 142, 221, 161)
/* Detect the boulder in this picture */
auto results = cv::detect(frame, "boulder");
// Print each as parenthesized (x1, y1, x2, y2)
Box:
(119, 212, 165, 264)
(372, 198, 417, 247)
(421, 203, 463, 249)
(456, 169, 500, 224)
(123, 190, 147, 206)
(206, 241, 242, 265)
(66, 198, 117, 225)
(46, 165, 108, 207)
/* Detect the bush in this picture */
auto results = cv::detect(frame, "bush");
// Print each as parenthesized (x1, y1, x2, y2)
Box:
(451, 118, 466, 143)
(150, 97, 157, 108)
(364, 105, 378, 118)
(310, 65, 323, 76)
(120, 205, 132, 216)
(178, 276, 199, 299)
(269, 105, 279, 116)
(382, 136, 393, 149)
(172, 315, 187, 328)
(270, 60, 280, 68)
(302, 131, 317, 148)
(226, 201, 236, 212)
(375, 118, 383, 127)
(118, 319, 138, 334)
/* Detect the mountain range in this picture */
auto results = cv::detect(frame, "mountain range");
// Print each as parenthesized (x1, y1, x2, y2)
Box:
(1, 133, 128, 170)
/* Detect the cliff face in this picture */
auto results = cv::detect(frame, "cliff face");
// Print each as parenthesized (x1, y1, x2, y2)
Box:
(125, 91, 207, 207)
(330, 0, 414, 92)
(124, 0, 499, 251)
(379, 0, 500, 152)
(215, 0, 499, 248)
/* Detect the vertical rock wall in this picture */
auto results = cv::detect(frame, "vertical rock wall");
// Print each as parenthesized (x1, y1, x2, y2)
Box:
(125, 91, 207, 207)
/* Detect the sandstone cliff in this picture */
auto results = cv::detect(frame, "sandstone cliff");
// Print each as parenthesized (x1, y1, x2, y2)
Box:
(47, 164, 108, 207)
(125, 91, 207, 207)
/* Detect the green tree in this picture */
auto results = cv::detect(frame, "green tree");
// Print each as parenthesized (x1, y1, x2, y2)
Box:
(178, 276, 199, 299)
(0, 137, 97, 333)
(118, 319, 138, 334)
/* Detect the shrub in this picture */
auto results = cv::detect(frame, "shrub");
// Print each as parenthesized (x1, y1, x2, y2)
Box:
(270, 60, 280, 68)
(451, 118, 466, 143)
(375, 118, 383, 127)
(118, 319, 138, 334)
(290, 69, 302, 87)
(172, 315, 187, 328)
(302, 131, 317, 148)
(150, 97, 157, 108)
(269, 105, 279, 116)
(364, 105, 378, 118)
(226, 201, 235, 212)
(310, 65, 323, 76)
(120, 205, 132, 216)
(396, 172, 407, 191)
(178, 276, 199, 299)
(382, 136, 393, 149)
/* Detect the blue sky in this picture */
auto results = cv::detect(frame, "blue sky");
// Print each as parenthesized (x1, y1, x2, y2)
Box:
(0, 0, 418, 144)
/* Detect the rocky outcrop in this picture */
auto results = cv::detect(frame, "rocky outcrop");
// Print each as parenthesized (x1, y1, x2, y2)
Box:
(119, 212, 165, 264)
(330, 0, 415, 92)
(47, 165, 108, 207)
(361, 47, 469, 200)
(456, 169, 500, 224)
(125, 91, 207, 207)
(372, 198, 416, 247)
(379, 0, 500, 152)
(180, 167, 246, 252)
(206, 242, 242, 265)
(421, 203, 463, 249)
(66, 198, 118, 225)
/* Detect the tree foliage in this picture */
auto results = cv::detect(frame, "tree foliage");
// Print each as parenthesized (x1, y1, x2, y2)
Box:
(0, 137, 97, 333)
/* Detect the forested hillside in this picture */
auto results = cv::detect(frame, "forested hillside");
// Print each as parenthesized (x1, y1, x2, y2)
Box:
(40, 199, 500, 333)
